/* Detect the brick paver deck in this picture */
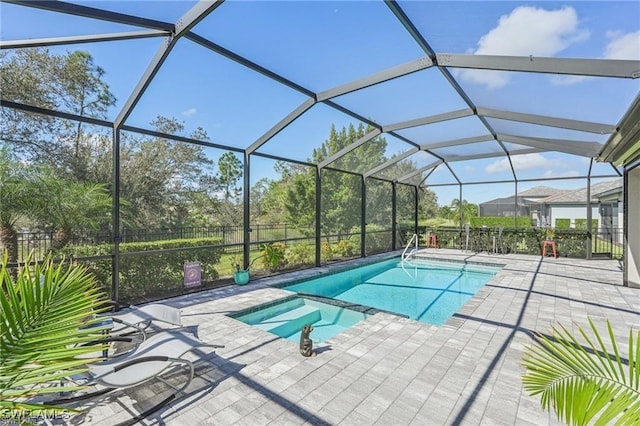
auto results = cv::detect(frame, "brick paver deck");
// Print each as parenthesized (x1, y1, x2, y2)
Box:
(72, 250, 638, 425)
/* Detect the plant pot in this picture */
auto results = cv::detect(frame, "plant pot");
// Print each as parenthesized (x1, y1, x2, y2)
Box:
(234, 270, 250, 285)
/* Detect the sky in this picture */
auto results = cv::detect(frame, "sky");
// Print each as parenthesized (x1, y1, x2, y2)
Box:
(1, 0, 639, 205)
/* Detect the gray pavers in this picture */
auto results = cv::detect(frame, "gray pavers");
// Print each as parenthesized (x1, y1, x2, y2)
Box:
(66, 250, 639, 425)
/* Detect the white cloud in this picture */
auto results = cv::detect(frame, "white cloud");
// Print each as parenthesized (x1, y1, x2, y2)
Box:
(485, 153, 572, 174)
(604, 30, 640, 60)
(459, 6, 588, 88)
(182, 108, 197, 116)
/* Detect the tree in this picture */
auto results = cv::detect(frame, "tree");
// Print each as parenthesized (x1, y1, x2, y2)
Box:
(283, 123, 384, 237)
(36, 173, 112, 250)
(0, 48, 115, 177)
(118, 117, 216, 228)
(0, 148, 40, 265)
(451, 198, 478, 224)
(215, 152, 242, 201)
(211, 152, 243, 225)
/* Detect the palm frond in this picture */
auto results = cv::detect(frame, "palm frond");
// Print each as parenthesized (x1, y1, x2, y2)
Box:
(0, 251, 110, 414)
(522, 319, 640, 425)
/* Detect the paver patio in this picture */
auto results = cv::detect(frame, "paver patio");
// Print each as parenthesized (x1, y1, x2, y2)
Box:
(70, 250, 638, 425)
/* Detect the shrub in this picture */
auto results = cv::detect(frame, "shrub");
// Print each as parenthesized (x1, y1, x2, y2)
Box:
(260, 242, 287, 271)
(334, 238, 357, 257)
(470, 216, 532, 228)
(58, 237, 223, 303)
(554, 218, 571, 229)
(321, 242, 333, 262)
(285, 243, 314, 266)
(575, 218, 598, 230)
(364, 224, 391, 254)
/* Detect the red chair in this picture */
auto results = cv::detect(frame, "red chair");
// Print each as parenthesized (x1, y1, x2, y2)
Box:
(542, 240, 557, 258)
(427, 233, 438, 248)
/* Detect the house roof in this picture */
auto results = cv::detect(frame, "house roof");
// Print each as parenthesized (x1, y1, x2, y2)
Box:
(479, 196, 540, 206)
(518, 186, 565, 197)
(541, 179, 622, 204)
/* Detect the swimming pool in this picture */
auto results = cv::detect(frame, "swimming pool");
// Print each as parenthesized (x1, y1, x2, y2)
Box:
(284, 258, 501, 325)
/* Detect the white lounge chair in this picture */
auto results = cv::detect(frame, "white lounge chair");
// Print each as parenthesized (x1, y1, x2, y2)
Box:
(109, 303, 183, 338)
(52, 328, 223, 426)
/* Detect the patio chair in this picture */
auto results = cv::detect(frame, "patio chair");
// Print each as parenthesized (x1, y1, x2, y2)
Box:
(108, 303, 183, 340)
(51, 328, 224, 426)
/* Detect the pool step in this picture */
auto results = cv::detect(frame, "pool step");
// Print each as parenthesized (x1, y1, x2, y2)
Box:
(287, 321, 345, 343)
(253, 305, 322, 337)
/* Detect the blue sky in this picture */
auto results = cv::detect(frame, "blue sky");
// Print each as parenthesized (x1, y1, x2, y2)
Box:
(1, 1, 639, 205)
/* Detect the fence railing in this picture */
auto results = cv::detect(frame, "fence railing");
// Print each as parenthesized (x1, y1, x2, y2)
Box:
(413, 226, 624, 259)
(16, 224, 625, 262)
(15, 224, 310, 261)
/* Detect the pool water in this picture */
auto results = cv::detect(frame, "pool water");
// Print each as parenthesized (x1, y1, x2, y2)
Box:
(233, 297, 369, 344)
(285, 258, 501, 325)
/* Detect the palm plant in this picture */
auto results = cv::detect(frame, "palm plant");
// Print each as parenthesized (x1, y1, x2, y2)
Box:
(0, 148, 39, 266)
(36, 173, 112, 250)
(0, 251, 110, 419)
(522, 319, 640, 425)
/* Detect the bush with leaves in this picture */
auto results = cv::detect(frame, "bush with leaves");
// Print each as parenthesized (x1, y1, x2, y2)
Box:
(0, 252, 110, 418)
(285, 243, 314, 266)
(260, 242, 287, 271)
(334, 238, 357, 258)
(522, 319, 639, 425)
(59, 237, 222, 304)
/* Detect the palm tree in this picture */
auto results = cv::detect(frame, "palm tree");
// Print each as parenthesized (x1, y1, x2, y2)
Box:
(522, 319, 640, 425)
(0, 148, 39, 265)
(451, 198, 478, 225)
(0, 252, 110, 416)
(37, 173, 112, 250)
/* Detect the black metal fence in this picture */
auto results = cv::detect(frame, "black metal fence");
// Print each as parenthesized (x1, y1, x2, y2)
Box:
(17, 224, 625, 262)
(16, 224, 310, 261)
(412, 226, 624, 259)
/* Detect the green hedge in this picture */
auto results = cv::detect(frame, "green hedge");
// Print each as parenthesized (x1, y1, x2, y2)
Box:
(575, 218, 599, 230)
(59, 237, 223, 304)
(416, 225, 588, 258)
(555, 218, 571, 229)
(470, 216, 532, 228)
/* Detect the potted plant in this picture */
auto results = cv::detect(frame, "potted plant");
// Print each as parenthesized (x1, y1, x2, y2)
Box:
(231, 255, 250, 285)
(545, 226, 555, 241)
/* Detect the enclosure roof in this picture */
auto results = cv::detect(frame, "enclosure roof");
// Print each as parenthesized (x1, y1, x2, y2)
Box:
(1, 0, 639, 189)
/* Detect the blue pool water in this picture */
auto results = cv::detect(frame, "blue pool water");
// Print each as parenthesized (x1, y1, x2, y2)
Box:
(285, 258, 501, 325)
(233, 297, 369, 344)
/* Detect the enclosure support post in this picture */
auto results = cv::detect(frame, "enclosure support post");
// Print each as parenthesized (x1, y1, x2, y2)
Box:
(514, 181, 519, 253)
(243, 152, 251, 270)
(459, 184, 463, 249)
(586, 172, 593, 259)
(361, 176, 367, 257)
(315, 166, 321, 267)
(414, 186, 419, 236)
(111, 127, 121, 310)
(392, 182, 397, 251)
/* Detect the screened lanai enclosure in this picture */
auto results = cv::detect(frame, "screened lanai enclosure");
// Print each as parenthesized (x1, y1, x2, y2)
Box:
(1, 0, 639, 305)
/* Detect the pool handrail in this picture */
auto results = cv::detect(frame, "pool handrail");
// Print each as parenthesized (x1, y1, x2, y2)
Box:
(402, 233, 419, 261)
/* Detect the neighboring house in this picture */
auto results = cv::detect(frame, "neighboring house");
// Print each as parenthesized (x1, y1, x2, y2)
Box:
(478, 179, 623, 230)
(542, 179, 623, 231)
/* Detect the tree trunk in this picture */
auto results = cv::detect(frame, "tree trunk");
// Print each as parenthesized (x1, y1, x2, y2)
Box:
(51, 228, 70, 251)
(0, 224, 19, 265)
(0, 225, 19, 281)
